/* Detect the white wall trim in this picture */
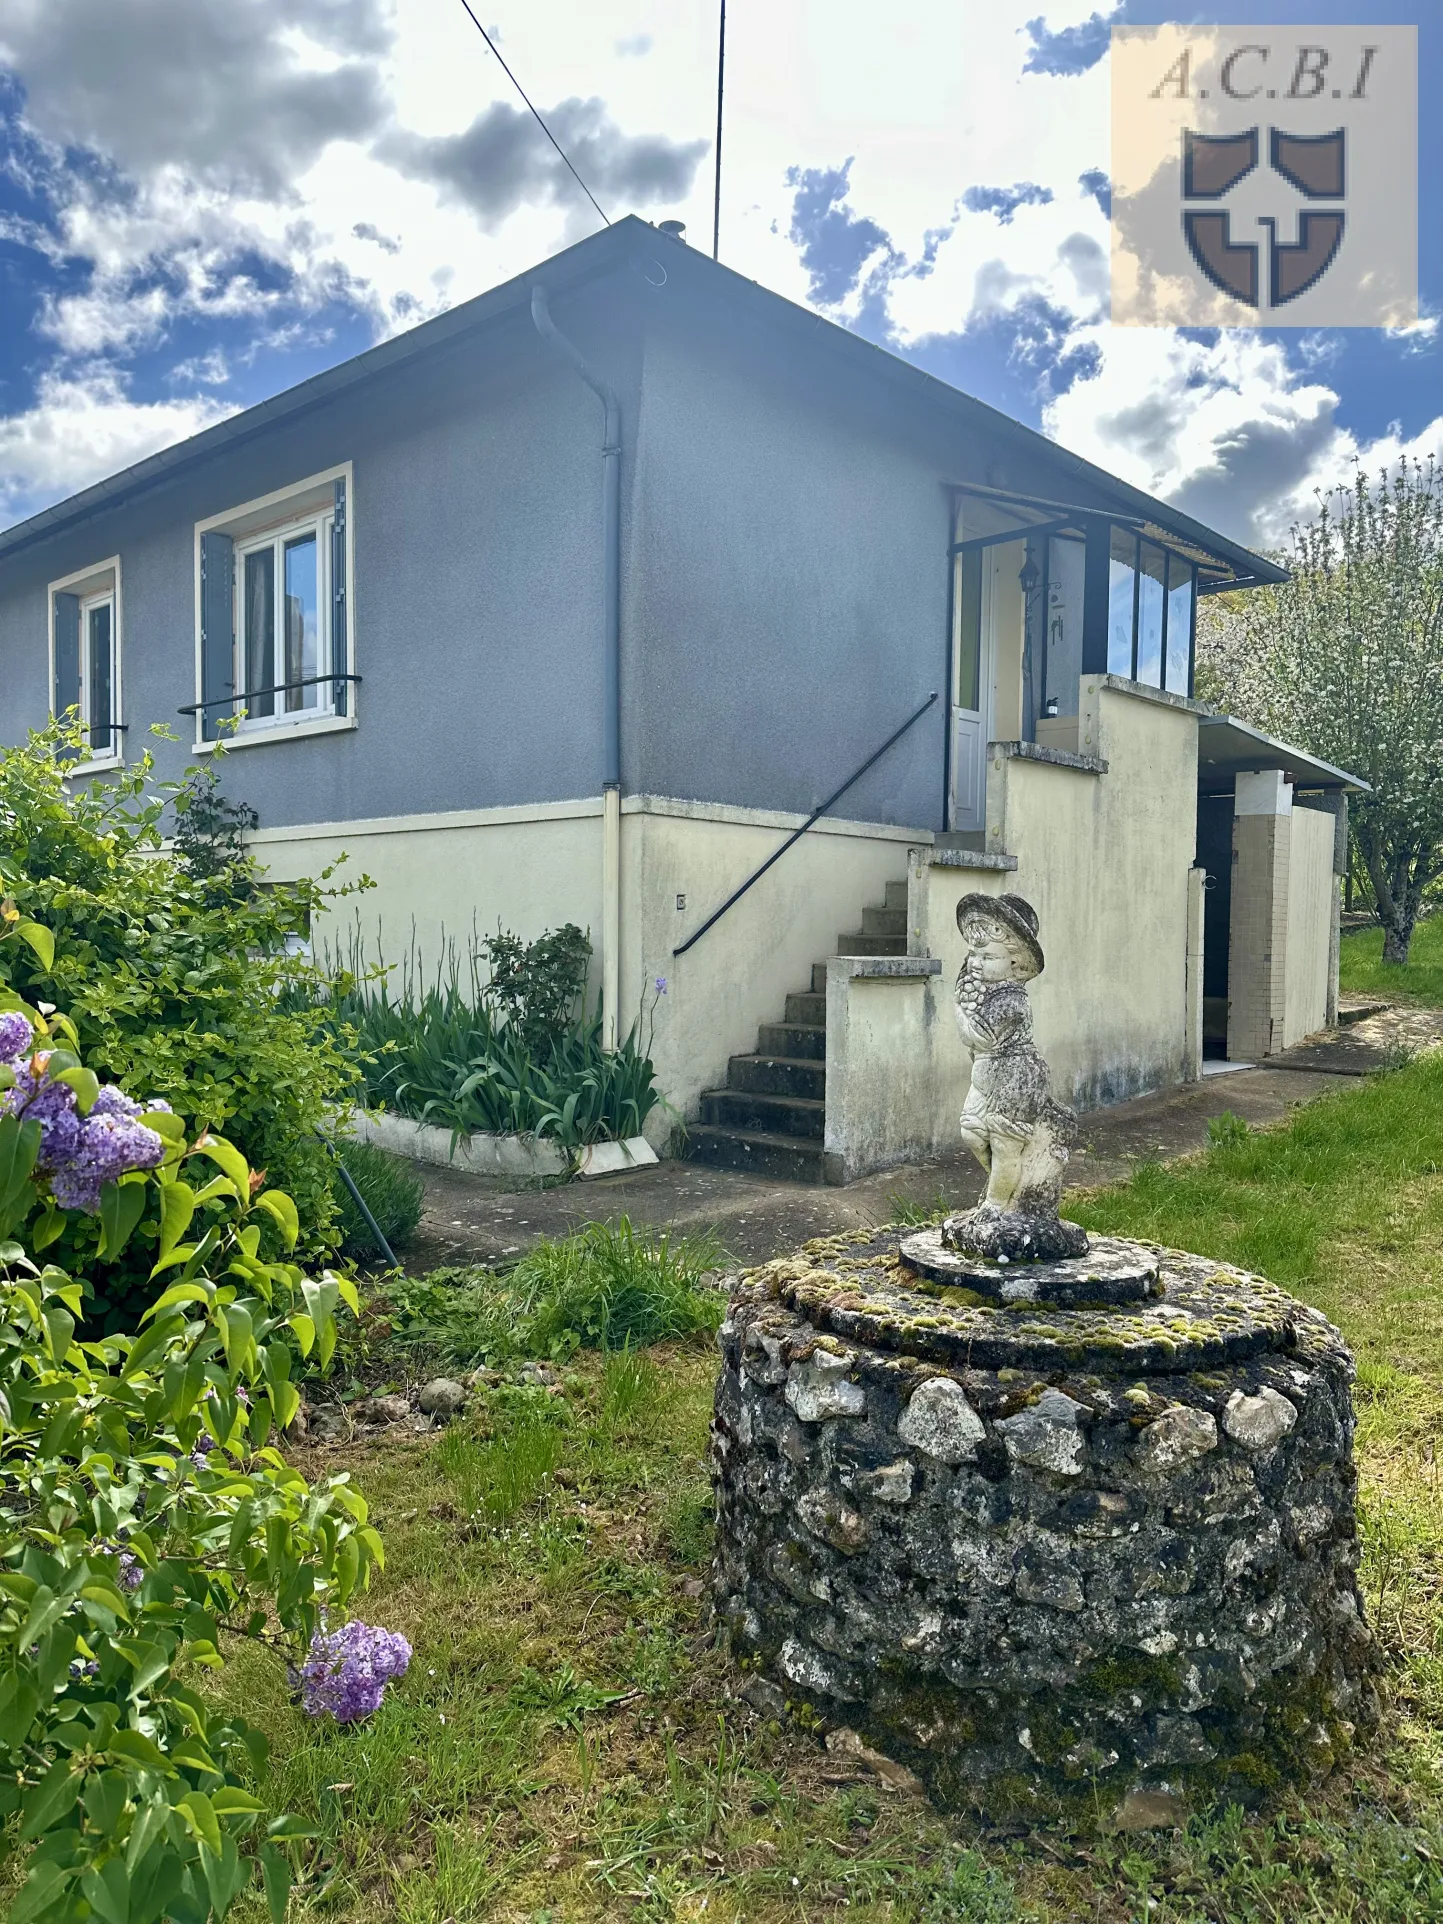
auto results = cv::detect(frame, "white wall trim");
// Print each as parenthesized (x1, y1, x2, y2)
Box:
(623, 791, 936, 845)
(244, 794, 606, 845)
(242, 792, 933, 849)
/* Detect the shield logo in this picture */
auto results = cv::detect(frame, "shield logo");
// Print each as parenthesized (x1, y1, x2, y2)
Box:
(1182, 127, 1346, 309)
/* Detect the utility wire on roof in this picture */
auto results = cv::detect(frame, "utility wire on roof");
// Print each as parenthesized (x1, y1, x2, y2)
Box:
(455, 0, 611, 228)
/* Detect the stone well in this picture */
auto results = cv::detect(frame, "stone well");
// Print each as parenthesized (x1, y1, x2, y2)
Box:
(711, 1228, 1374, 1822)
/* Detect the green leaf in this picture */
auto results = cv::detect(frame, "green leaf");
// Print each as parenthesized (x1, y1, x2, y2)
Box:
(140, 1281, 210, 1323)
(200, 1833, 245, 1921)
(124, 1790, 170, 1873)
(52, 1065, 100, 1115)
(83, 1770, 130, 1838)
(29, 1204, 64, 1252)
(106, 1730, 166, 1770)
(177, 1789, 222, 1856)
(19, 1760, 82, 1841)
(99, 1178, 149, 1262)
(80, 1855, 130, 1924)
(0, 1673, 39, 1746)
(14, 920, 55, 972)
(16, 1584, 69, 1652)
(0, 1113, 41, 1228)
(209, 1789, 265, 1815)
(120, 1641, 172, 1698)
(144, 1109, 188, 1143)
(40, 1302, 75, 1363)
(252, 1188, 299, 1252)
(8, 1859, 68, 1924)
(189, 1133, 251, 1197)
(260, 1843, 292, 1924)
(155, 1182, 196, 1265)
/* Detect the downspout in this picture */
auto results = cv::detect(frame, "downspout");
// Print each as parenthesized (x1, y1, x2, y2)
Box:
(531, 283, 622, 1050)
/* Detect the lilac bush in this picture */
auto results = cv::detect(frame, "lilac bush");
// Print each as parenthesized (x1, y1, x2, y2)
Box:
(301, 1618, 413, 1723)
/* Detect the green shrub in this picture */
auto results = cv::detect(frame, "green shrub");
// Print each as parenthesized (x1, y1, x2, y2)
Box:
(379, 1218, 724, 1365)
(0, 725, 361, 1278)
(311, 922, 663, 1148)
(0, 973, 385, 1924)
(332, 1137, 425, 1261)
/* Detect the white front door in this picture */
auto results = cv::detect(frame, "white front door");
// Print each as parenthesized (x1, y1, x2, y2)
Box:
(949, 545, 992, 833)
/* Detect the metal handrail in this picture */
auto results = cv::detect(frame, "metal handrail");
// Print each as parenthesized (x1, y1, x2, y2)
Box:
(673, 689, 939, 958)
(177, 673, 362, 716)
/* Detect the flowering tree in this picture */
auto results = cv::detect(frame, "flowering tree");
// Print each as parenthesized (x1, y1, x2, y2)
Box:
(0, 944, 405, 1921)
(1197, 459, 1443, 965)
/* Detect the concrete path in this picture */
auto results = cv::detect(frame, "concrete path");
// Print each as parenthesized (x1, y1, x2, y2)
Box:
(401, 1006, 1443, 1273)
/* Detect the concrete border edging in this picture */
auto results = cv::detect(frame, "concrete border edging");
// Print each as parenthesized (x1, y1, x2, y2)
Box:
(344, 1109, 658, 1181)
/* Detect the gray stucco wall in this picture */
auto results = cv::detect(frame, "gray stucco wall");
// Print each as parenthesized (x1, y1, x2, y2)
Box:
(626, 297, 953, 829)
(0, 293, 641, 832)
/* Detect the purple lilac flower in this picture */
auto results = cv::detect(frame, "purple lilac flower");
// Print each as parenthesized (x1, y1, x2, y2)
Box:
(654, 976, 667, 995)
(301, 1619, 412, 1723)
(3, 1056, 82, 1169)
(48, 1108, 166, 1212)
(117, 1551, 143, 1592)
(0, 1010, 33, 1059)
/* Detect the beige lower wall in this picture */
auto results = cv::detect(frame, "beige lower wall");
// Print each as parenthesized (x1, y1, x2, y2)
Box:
(904, 682, 1199, 1160)
(1284, 806, 1337, 1048)
(250, 792, 923, 1148)
(248, 800, 606, 979)
(824, 963, 942, 1182)
(919, 682, 1199, 1118)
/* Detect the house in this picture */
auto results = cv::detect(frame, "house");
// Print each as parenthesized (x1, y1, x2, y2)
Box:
(0, 216, 1363, 1183)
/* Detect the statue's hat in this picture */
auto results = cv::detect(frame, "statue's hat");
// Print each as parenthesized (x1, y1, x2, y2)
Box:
(955, 892, 1045, 975)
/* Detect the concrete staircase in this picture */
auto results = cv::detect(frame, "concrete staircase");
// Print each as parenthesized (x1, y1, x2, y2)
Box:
(687, 880, 908, 1183)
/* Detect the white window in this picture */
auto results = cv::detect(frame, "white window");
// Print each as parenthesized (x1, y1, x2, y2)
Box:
(236, 508, 331, 727)
(50, 558, 123, 769)
(193, 465, 353, 747)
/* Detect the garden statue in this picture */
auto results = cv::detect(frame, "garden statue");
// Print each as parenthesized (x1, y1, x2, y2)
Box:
(946, 891, 1088, 1261)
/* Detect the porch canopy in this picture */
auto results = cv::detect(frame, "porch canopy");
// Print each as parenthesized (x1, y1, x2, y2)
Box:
(1197, 714, 1370, 796)
(948, 480, 1289, 710)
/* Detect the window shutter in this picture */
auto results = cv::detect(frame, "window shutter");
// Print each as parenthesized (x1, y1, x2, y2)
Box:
(199, 530, 235, 740)
(53, 591, 81, 723)
(331, 476, 348, 716)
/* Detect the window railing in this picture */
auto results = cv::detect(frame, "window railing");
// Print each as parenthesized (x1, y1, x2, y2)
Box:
(178, 673, 362, 720)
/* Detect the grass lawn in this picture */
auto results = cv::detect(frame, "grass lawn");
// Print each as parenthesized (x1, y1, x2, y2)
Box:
(215, 1061, 1443, 1922)
(1341, 913, 1443, 1007)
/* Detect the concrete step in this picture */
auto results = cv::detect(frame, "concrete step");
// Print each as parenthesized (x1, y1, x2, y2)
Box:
(758, 1020, 826, 1061)
(728, 1053, 826, 1100)
(686, 1124, 832, 1184)
(835, 931, 908, 957)
(884, 879, 909, 912)
(784, 990, 826, 1026)
(862, 905, 907, 939)
(811, 962, 828, 995)
(700, 1088, 825, 1139)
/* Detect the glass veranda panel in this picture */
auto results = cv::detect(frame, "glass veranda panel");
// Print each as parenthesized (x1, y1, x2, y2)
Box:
(1167, 555, 1195, 693)
(1135, 543, 1167, 687)
(1107, 529, 1137, 675)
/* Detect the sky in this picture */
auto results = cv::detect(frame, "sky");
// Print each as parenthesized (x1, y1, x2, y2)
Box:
(0, 0, 1437, 551)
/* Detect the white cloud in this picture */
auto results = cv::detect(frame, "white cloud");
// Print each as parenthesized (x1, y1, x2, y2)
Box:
(0, 0, 1434, 553)
(0, 369, 234, 523)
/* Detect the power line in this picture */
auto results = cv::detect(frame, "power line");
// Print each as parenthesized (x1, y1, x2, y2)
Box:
(712, 0, 726, 259)
(455, 0, 611, 228)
